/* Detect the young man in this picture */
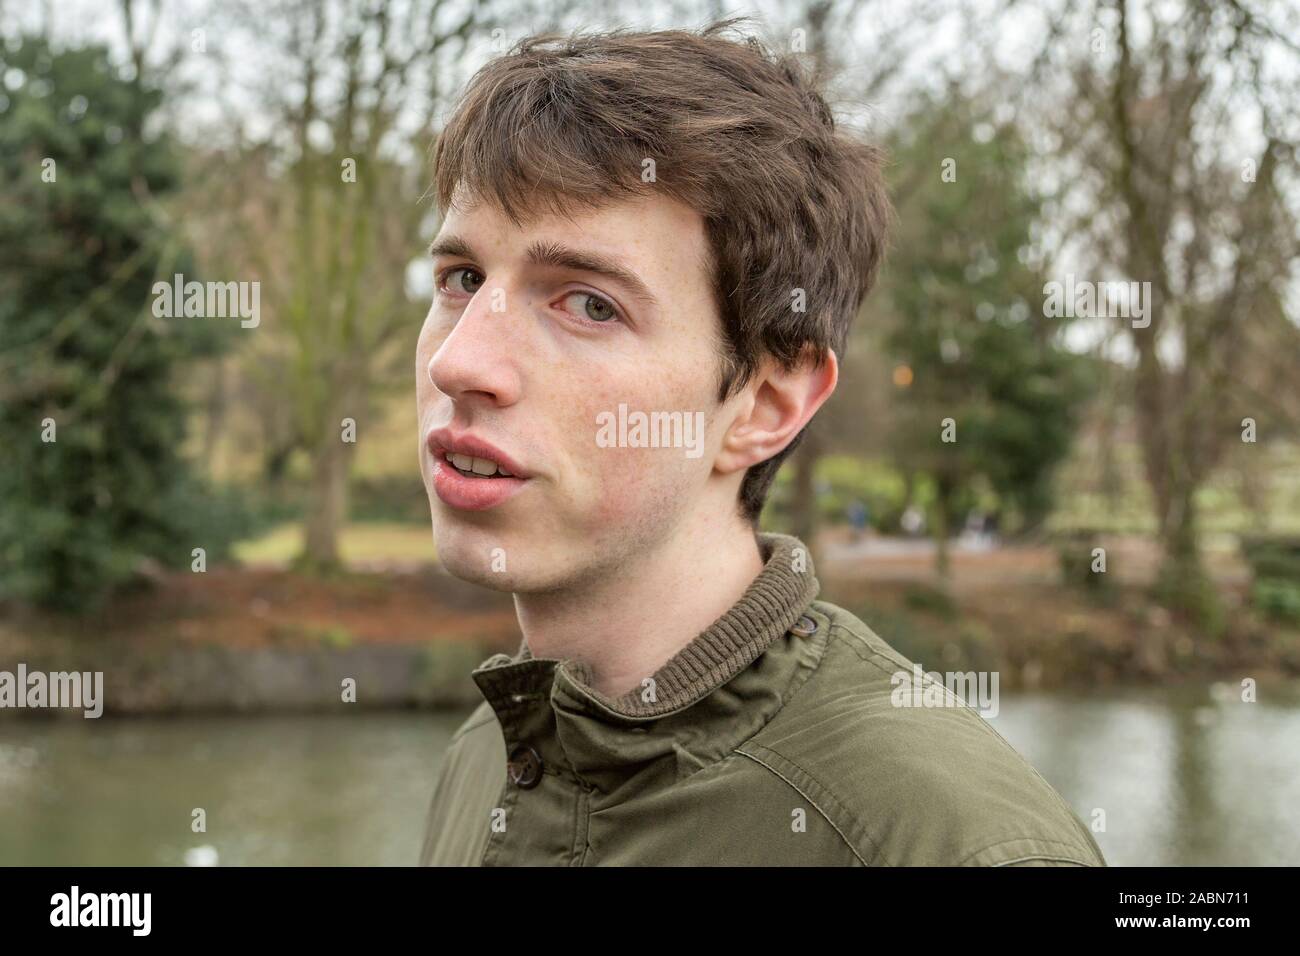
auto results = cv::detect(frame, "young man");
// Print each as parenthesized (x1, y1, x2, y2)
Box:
(416, 21, 1105, 867)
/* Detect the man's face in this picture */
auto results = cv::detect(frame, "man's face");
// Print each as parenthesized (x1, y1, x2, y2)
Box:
(416, 192, 729, 591)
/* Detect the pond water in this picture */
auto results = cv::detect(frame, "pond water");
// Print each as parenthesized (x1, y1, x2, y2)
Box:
(1, 685, 1297, 865)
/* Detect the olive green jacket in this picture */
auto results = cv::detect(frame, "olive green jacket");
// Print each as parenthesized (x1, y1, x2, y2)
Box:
(419, 533, 1106, 866)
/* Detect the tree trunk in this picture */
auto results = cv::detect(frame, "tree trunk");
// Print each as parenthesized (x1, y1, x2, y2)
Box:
(200, 357, 228, 475)
(301, 431, 351, 571)
(933, 476, 952, 579)
(1151, 475, 1221, 631)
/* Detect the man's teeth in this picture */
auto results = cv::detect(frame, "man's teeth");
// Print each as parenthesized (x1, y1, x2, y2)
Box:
(446, 452, 513, 477)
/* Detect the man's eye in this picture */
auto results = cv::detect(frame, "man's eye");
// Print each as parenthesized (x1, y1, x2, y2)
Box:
(563, 291, 619, 323)
(442, 267, 484, 295)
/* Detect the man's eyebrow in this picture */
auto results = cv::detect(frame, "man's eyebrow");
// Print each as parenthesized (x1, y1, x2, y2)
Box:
(525, 240, 658, 310)
(427, 233, 658, 310)
(427, 235, 475, 261)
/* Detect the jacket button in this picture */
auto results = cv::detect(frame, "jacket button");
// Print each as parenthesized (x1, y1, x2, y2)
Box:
(507, 744, 543, 789)
(790, 615, 818, 637)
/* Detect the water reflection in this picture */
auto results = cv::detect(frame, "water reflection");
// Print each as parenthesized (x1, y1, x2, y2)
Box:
(1, 685, 1297, 865)
(0, 712, 463, 866)
(988, 684, 1300, 866)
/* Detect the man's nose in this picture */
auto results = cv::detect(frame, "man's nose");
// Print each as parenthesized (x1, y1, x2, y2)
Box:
(427, 288, 523, 407)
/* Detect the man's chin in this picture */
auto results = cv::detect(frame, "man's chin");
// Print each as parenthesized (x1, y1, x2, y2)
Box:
(431, 519, 531, 591)
(440, 559, 517, 591)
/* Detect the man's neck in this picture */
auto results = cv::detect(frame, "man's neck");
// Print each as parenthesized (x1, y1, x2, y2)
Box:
(513, 512, 766, 699)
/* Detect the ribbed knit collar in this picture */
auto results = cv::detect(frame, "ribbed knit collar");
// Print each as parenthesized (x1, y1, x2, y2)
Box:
(493, 532, 819, 720)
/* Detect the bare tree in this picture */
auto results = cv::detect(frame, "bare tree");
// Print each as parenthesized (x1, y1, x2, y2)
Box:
(182, 0, 600, 568)
(180, 0, 484, 567)
(1016, 0, 1300, 622)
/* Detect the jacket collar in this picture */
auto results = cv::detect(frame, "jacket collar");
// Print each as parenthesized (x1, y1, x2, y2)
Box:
(469, 533, 823, 792)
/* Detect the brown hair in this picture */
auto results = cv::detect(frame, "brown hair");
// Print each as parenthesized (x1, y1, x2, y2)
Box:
(432, 17, 892, 523)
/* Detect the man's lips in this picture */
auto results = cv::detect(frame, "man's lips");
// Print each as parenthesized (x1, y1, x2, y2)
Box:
(426, 429, 530, 478)
(426, 428, 531, 511)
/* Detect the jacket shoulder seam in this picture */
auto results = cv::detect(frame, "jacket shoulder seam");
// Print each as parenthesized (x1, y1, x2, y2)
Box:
(753, 613, 1102, 866)
(824, 619, 1101, 855)
(960, 836, 1102, 866)
(734, 744, 882, 865)
(994, 855, 1094, 867)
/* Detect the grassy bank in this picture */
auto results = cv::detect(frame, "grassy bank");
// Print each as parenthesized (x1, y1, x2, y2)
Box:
(3, 522, 1297, 717)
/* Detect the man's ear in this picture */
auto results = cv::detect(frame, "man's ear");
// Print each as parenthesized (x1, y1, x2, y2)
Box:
(715, 348, 839, 475)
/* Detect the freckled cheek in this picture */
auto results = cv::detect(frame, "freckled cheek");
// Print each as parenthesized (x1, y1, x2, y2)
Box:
(587, 450, 666, 524)
(547, 379, 646, 519)
(585, 416, 711, 525)
(546, 355, 714, 521)
(553, 381, 619, 485)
